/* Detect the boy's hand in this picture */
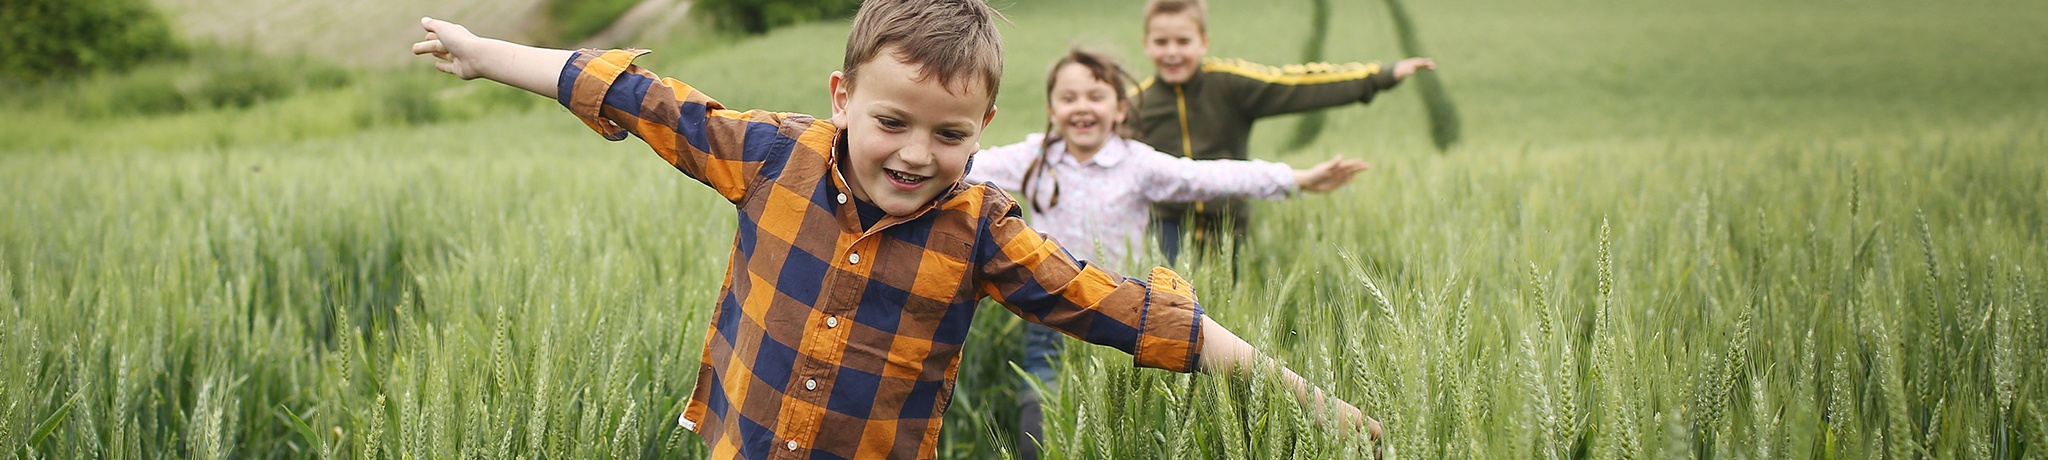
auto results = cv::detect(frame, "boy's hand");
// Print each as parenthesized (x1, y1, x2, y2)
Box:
(409, 18, 572, 98)
(1293, 156, 1371, 193)
(1323, 394, 1384, 459)
(412, 17, 490, 80)
(1391, 57, 1436, 81)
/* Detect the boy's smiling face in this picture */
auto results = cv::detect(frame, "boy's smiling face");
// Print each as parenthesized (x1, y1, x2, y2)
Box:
(1144, 11, 1208, 85)
(830, 47, 997, 217)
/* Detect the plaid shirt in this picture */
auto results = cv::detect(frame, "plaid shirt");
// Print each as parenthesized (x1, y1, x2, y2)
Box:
(558, 49, 1208, 459)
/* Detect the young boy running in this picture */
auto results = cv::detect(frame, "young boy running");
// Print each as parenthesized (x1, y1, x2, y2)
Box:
(412, 0, 1380, 457)
(1134, 0, 1437, 265)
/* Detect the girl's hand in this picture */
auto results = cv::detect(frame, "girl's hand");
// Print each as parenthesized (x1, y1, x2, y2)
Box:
(1392, 57, 1436, 80)
(1294, 156, 1371, 193)
(412, 17, 489, 80)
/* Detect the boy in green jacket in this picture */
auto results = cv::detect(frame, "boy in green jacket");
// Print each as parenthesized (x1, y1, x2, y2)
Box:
(1133, 0, 1435, 266)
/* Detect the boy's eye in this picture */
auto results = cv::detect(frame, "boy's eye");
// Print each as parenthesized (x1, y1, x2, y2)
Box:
(938, 130, 967, 143)
(876, 117, 906, 130)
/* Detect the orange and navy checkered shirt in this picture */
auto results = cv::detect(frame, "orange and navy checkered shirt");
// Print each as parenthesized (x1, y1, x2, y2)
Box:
(558, 49, 1208, 459)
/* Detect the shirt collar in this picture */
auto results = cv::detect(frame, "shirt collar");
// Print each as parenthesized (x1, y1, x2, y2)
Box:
(1047, 136, 1131, 168)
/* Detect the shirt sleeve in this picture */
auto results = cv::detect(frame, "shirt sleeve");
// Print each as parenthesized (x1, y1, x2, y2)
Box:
(1130, 138, 1297, 203)
(972, 191, 1206, 372)
(557, 49, 820, 204)
(962, 134, 1044, 191)
(1206, 58, 1401, 119)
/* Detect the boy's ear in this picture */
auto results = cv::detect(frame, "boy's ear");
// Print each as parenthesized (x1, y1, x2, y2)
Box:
(982, 104, 997, 127)
(828, 71, 849, 126)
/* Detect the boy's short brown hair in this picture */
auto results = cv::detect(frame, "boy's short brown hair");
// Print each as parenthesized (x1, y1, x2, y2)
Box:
(842, 0, 1005, 111)
(1144, 0, 1207, 33)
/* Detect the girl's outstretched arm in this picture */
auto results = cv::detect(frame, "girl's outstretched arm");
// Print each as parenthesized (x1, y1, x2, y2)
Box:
(1292, 155, 1372, 193)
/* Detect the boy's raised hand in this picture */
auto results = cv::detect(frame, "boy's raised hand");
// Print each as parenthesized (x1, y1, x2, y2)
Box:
(412, 17, 489, 80)
(409, 18, 571, 98)
(1391, 57, 1437, 80)
(1293, 156, 1372, 193)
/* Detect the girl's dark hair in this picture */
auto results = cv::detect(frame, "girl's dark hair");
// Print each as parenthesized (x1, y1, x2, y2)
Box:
(1019, 46, 1135, 213)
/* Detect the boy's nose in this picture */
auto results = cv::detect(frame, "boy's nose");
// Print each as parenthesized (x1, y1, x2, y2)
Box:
(898, 141, 934, 166)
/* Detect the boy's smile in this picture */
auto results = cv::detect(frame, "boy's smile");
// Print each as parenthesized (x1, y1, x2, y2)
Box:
(1144, 11, 1208, 85)
(830, 46, 997, 217)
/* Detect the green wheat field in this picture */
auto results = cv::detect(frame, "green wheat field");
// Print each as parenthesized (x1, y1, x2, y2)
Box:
(4, 0, 2046, 458)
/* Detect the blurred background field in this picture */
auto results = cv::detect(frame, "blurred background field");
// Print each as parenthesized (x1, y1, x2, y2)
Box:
(2, 0, 2045, 458)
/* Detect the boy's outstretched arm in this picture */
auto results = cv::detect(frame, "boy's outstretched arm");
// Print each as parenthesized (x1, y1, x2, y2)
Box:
(1199, 318, 1385, 441)
(411, 17, 573, 98)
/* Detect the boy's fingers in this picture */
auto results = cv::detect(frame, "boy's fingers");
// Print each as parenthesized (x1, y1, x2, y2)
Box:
(435, 61, 457, 75)
(411, 40, 443, 56)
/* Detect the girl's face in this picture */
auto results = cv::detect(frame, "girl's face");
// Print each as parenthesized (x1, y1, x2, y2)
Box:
(1047, 62, 1125, 158)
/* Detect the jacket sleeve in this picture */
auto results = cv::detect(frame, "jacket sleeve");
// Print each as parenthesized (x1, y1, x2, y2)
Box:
(1130, 138, 1297, 203)
(972, 191, 1206, 372)
(1204, 58, 1401, 119)
(558, 49, 823, 204)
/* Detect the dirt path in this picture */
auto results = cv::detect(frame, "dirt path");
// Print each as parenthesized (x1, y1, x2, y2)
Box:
(579, 0, 694, 49)
(151, 0, 691, 68)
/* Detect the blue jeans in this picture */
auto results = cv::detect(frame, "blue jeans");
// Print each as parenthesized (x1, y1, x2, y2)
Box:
(1017, 322, 1062, 459)
(1154, 218, 1185, 266)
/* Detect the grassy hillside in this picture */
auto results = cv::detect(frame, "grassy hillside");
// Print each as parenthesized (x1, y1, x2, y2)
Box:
(4, 0, 2046, 458)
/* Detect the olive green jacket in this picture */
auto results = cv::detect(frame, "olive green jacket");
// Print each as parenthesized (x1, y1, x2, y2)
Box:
(1132, 57, 1401, 239)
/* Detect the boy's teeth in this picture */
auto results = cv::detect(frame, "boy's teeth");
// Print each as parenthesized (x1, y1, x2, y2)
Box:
(887, 170, 926, 183)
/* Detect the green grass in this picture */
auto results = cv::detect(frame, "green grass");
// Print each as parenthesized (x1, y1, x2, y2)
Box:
(4, 0, 2047, 458)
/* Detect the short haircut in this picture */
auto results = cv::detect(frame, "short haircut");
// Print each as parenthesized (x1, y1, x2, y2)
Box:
(842, 0, 1005, 111)
(1143, 0, 1207, 34)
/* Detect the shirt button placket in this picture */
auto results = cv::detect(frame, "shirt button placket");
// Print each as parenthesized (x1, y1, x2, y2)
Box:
(786, 439, 798, 451)
(805, 378, 817, 391)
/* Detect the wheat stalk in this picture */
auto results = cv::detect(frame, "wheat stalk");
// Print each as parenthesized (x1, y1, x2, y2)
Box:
(362, 393, 386, 460)
(1518, 332, 1558, 460)
(528, 328, 553, 454)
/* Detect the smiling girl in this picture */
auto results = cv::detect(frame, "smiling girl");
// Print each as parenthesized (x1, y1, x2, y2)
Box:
(963, 46, 1372, 459)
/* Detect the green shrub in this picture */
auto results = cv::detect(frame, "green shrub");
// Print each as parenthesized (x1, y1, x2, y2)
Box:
(360, 69, 545, 128)
(50, 48, 354, 118)
(368, 73, 446, 125)
(696, 0, 861, 34)
(191, 58, 298, 109)
(0, 0, 185, 81)
(540, 0, 645, 45)
(107, 73, 189, 115)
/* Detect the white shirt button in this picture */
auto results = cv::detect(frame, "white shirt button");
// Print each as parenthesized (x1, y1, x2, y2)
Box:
(805, 378, 818, 390)
(786, 440, 798, 451)
(836, 193, 847, 204)
(826, 316, 839, 328)
(848, 253, 860, 264)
